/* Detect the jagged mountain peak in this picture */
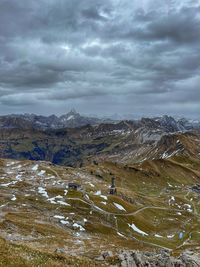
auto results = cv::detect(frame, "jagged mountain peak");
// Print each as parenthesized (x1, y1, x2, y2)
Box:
(65, 108, 80, 116)
(60, 109, 81, 122)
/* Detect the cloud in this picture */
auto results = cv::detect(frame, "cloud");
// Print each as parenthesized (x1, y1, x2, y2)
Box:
(0, 0, 200, 117)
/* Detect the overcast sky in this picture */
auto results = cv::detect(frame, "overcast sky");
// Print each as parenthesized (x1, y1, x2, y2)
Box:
(0, 0, 200, 118)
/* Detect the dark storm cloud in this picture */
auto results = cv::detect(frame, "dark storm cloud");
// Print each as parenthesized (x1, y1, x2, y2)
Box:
(0, 0, 200, 117)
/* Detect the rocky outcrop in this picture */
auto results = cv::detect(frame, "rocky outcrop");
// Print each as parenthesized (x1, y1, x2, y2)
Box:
(117, 250, 200, 267)
(98, 250, 200, 267)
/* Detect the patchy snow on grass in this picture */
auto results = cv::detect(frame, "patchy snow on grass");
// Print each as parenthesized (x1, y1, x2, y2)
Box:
(60, 220, 70, 225)
(184, 204, 192, 212)
(38, 187, 49, 198)
(11, 195, 16, 201)
(38, 170, 46, 176)
(167, 234, 175, 239)
(94, 205, 105, 212)
(32, 164, 39, 171)
(55, 195, 63, 199)
(45, 176, 55, 180)
(54, 215, 65, 219)
(169, 196, 175, 205)
(94, 190, 101, 196)
(88, 182, 95, 187)
(117, 232, 126, 238)
(114, 203, 126, 211)
(128, 223, 148, 236)
(155, 234, 163, 238)
(1, 181, 17, 187)
(12, 164, 22, 169)
(100, 195, 107, 200)
(16, 174, 22, 181)
(57, 200, 70, 206)
(48, 197, 57, 204)
(101, 201, 107, 205)
(6, 162, 16, 167)
(73, 223, 85, 231)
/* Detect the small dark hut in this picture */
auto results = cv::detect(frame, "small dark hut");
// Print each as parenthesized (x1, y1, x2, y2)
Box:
(68, 182, 81, 191)
(109, 177, 117, 195)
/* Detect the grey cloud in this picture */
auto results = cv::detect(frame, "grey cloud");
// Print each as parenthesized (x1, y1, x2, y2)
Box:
(0, 0, 200, 118)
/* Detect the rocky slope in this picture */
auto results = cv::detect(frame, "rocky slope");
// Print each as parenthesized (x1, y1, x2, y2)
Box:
(0, 118, 200, 166)
(99, 250, 200, 266)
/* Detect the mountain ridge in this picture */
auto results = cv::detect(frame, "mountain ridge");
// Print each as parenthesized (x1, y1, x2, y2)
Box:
(0, 118, 200, 167)
(0, 111, 200, 132)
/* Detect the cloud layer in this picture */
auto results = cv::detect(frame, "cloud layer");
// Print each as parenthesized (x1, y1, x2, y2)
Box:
(0, 0, 200, 118)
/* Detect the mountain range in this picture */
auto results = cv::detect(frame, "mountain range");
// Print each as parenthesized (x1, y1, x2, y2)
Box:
(0, 109, 200, 132)
(0, 111, 199, 166)
(0, 112, 200, 266)
(0, 109, 114, 130)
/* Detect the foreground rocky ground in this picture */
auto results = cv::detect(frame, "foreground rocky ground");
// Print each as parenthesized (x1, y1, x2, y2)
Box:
(98, 250, 200, 266)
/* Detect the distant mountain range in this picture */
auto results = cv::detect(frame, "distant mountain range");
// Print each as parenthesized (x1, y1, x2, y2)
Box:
(0, 111, 200, 166)
(0, 109, 115, 130)
(0, 110, 200, 133)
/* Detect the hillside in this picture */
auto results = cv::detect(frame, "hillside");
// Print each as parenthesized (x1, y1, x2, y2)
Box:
(0, 114, 200, 266)
(0, 156, 200, 266)
(0, 120, 200, 167)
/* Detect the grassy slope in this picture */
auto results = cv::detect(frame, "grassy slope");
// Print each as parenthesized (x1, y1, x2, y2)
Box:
(0, 156, 200, 265)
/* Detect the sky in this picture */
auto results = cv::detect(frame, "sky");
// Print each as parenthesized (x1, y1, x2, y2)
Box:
(0, 0, 200, 118)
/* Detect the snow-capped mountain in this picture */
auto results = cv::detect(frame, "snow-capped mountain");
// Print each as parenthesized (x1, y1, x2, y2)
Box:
(0, 109, 113, 130)
(0, 112, 199, 133)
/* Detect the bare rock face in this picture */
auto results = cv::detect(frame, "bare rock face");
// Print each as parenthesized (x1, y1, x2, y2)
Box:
(113, 250, 200, 267)
(180, 252, 200, 267)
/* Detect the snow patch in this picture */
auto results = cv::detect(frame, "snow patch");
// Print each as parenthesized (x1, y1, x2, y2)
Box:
(167, 234, 175, 239)
(117, 232, 126, 238)
(94, 190, 101, 196)
(73, 223, 85, 231)
(32, 164, 39, 171)
(38, 170, 46, 176)
(38, 187, 49, 198)
(11, 195, 16, 201)
(128, 223, 148, 236)
(57, 200, 70, 206)
(155, 234, 163, 238)
(114, 203, 126, 211)
(60, 220, 70, 225)
(67, 115, 75, 120)
(54, 215, 65, 219)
